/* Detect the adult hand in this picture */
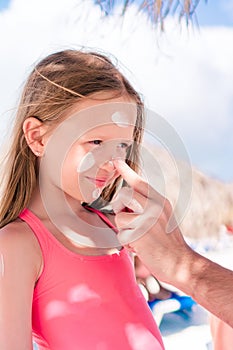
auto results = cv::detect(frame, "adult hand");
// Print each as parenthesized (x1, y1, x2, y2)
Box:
(113, 159, 233, 327)
(113, 159, 194, 287)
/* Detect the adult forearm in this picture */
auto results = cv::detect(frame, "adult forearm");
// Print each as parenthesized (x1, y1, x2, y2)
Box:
(181, 251, 233, 328)
(128, 229, 233, 328)
(139, 244, 233, 328)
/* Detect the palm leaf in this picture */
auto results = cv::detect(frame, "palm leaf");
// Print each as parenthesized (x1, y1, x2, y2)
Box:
(94, 0, 208, 29)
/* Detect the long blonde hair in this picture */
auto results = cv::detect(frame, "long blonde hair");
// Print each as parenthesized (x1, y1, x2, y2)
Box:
(0, 49, 144, 228)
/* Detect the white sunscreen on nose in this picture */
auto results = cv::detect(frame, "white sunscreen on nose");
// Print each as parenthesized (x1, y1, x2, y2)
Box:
(111, 112, 130, 127)
(77, 152, 95, 173)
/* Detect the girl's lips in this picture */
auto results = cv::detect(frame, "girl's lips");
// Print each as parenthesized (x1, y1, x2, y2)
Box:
(86, 177, 108, 187)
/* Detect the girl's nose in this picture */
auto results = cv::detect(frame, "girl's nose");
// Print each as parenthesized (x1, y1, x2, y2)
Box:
(101, 159, 115, 171)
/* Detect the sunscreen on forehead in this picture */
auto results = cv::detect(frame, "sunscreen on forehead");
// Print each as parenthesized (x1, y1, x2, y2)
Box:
(111, 112, 131, 128)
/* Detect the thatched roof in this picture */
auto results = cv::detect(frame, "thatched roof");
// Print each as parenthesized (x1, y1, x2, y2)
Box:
(141, 142, 233, 240)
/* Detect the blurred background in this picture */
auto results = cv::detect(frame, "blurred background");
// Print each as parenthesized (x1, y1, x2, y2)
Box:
(0, 1, 233, 349)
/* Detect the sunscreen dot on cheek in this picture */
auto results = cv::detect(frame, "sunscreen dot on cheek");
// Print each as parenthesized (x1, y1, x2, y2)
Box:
(77, 152, 95, 173)
(111, 112, 130, 128)
(92, 188, 101, 199)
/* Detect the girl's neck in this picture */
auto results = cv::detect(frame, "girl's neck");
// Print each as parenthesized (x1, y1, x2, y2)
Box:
(27, 186, 121, 256)
(28, 186, 85, 220)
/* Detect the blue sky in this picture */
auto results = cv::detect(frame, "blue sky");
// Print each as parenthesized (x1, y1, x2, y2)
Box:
(0, 0, 10, 11)
(1, 0, 231, 26)
(0, 0, 232, 182)
(196, 0, 233, 26)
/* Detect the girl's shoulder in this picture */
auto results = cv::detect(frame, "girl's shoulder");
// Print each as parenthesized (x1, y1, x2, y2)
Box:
(0, 219, 42, 280)
(0, 218, 36, 243)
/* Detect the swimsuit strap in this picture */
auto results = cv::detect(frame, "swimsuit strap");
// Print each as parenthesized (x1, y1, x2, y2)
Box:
(83, 205, 118, 233)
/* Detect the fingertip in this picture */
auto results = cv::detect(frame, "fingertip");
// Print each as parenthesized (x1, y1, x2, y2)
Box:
(113, 158, 125, 168)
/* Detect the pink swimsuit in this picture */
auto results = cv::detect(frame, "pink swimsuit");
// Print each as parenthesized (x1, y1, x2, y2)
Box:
(19, 208, 164, 350)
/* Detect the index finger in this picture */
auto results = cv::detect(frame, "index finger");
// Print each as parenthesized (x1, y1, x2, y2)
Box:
(113, 159, 153, 198)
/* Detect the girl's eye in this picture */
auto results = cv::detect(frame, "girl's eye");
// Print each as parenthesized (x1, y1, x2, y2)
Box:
(89, 140, 102, 145)
(117, 143, 130, 149)
(89, 140, 132, 149)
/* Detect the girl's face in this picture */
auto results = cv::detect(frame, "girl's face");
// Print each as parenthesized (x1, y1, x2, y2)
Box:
(45, 94, 137, 205)
(62, 122, 135, 203)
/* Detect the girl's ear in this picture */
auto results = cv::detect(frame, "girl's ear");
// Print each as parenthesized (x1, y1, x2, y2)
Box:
(23, 117, 49, 157)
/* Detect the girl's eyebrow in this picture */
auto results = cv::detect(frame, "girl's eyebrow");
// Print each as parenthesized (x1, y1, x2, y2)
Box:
(78, 134, 105, 141)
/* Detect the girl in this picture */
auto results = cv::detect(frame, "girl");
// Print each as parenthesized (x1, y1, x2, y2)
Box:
(0, 49, 165, 350)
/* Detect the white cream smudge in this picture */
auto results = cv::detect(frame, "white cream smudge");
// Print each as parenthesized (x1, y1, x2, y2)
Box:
(111, 112, 130, 127)
(77, 152, 95, 173)
(92, 188, 101, 199)
(0, 253, 4, 278)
